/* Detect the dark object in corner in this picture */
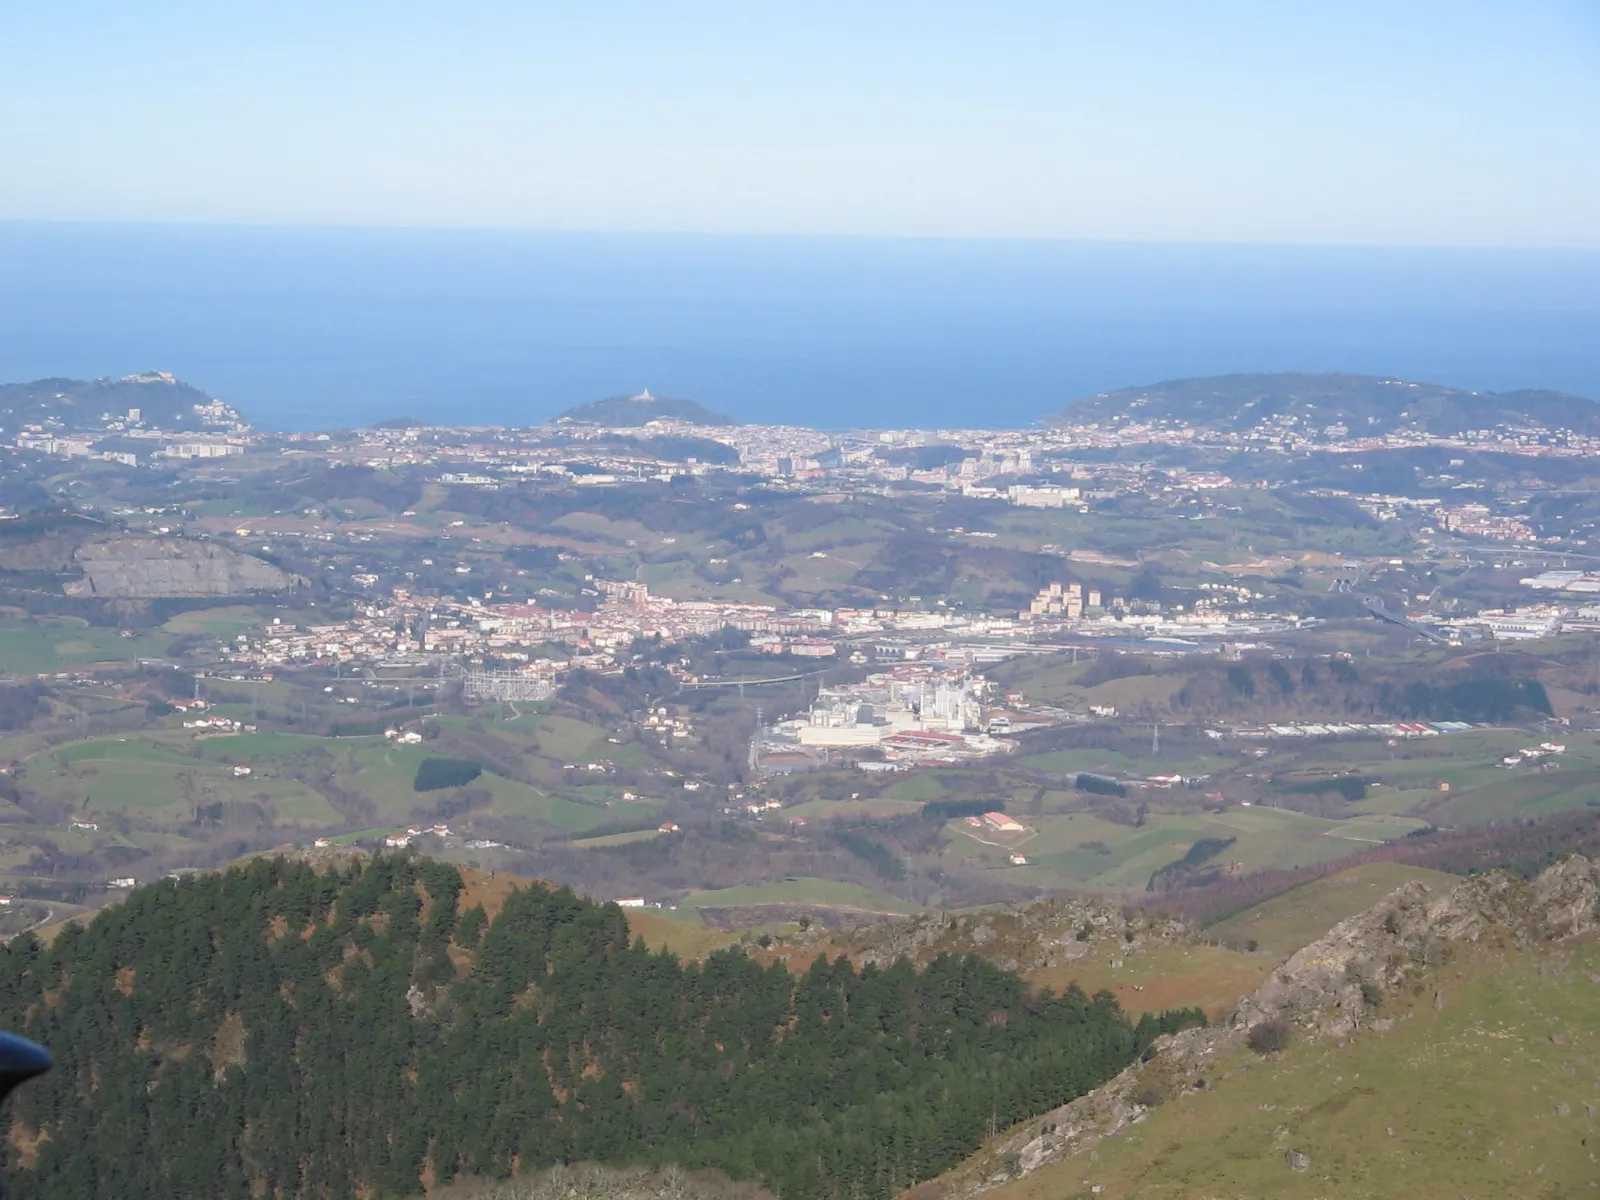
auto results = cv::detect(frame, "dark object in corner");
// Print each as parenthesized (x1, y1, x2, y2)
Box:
(0, 1031, 50, 1195)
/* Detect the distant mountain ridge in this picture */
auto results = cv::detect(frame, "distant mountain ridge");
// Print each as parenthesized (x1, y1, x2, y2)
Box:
(0, 372, 248, 434)
(556, 390, 734, 426)
(1045, 372, 1600, 436)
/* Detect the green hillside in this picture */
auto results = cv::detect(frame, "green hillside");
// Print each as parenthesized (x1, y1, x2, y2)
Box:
(986, 937, 1600, 1199)
(1046, 371, 1600, 435)
(1207, 861, 1460, 955)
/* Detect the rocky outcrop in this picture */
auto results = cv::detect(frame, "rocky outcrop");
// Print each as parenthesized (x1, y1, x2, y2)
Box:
(932, 855, 1600, 1199)
(66, 539, 300, 598)
(1234, 854, 1600, 1038)
(746, 896, 1194, 972)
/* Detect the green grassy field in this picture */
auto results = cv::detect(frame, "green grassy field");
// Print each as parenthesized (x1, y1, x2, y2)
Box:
(253, 779, 343, 823)
(54, 736, 197, 767)
(1016, 748, 1236, 779)
(20, 708, 682, 844)
(1247, 732, 1600, 829)
(993, 805, 1419, 892)
(531, 714, 613, 763)
(477, 773, 648, 834)
(345, 741, 433, 793)
(785, 796, 925, 821)
(1418, 767, 1600, 826)
(881, 773, 954, 801)
(1029, 942, 1275, 1022)
(621, 908, 749, 958)
(0, 624, 170, 674)
(191, 731, 373, 760)
(160, 606, 264, 638)
(571, 828, 664, 848)
(676, 878, 915, 914)
(1207, 861, 1463, 955)
(80, 761, 204, 811)
(987, 939, 1600, 1200)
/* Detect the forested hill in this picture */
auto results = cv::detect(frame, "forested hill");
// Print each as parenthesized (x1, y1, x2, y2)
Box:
(1044, 372, 1600, 436)
(0, 855, 1201, 1200)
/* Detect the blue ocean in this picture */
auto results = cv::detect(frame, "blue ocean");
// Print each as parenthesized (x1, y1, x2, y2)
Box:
(1, 222, 1597, 431)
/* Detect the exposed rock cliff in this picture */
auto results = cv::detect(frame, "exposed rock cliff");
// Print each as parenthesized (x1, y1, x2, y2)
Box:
(746, 896, 1195, 974)
(65, 539, 300, 598)
(931, 855, 1600, 1198)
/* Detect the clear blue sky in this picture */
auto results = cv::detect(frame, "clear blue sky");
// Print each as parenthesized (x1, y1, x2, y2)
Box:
(3, 1, 1598, 246)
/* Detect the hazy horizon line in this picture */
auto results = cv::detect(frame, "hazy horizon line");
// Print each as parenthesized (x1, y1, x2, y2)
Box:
(5, 216, 1600, 256)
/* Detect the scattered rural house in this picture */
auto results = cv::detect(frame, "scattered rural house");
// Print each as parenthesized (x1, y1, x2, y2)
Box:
(615, 896, 646, 908)
(184, 716, 240, 731)
(981, 811, 1026, 833)
(657, 822, 680, 833)
(231, 765, 252, 777)
(1504, 742, 1568, 767)
(0, 894, 13, 906)
(107, 877, 137, 889)
(382, 824, 452, 849)
(1008, 853, 1029, 865)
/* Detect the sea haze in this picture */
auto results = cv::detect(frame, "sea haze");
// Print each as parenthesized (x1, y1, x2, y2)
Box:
(1, 222, 1597, 431)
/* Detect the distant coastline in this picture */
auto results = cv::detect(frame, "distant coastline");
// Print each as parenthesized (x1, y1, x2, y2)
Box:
(2, 222, 1598, 432)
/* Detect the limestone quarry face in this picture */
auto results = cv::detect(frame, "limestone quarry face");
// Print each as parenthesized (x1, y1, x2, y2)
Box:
(65, 539, 300, 598)
(933, 855, 1600, 1200)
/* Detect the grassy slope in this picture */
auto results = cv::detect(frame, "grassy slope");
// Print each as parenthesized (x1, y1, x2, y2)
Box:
(987, 805, 1420, 893)
(0, 625, 170, 673)
(788, 903, 1272, 1023)
(21, 710, 662, 849)
(1206, 862, 1465, 956)
(676, 878, 915, 914)
(985, 939, 1600, 1200)
(1028, 942, 1273, 1022)
(622, 909, 747, 959)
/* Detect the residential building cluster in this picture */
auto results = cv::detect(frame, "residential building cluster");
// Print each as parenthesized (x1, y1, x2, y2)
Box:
(1500, 742, 1566, 768)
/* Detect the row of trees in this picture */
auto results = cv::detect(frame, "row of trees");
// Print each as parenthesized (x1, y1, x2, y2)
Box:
(0, 854, 1201, 1199)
